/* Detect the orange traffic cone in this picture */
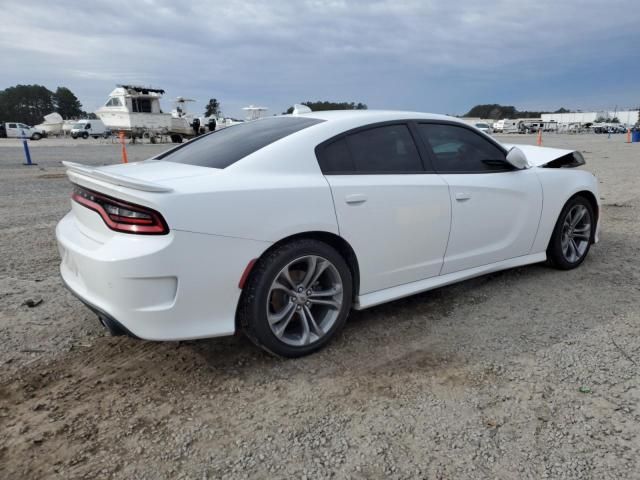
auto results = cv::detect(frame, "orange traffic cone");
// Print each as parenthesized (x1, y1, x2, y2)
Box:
(119, 131, 128, 163)
(536, 128, 543, 146)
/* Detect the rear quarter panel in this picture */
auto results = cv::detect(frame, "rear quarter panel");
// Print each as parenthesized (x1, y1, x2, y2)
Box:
(159, 170, 339, 242)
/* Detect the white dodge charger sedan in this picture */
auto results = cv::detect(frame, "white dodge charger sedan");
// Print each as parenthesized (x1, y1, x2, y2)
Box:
(56, 111, 599, 357)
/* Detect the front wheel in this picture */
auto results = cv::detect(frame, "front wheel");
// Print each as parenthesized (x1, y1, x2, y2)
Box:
(31, 133, 42, 140)
(82, 132, 89, 139)
(547, 196, 595, 270)
(238, 239, 353, 357)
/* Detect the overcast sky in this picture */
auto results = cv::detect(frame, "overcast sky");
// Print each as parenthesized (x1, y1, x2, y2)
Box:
(1, 0, 638, 118)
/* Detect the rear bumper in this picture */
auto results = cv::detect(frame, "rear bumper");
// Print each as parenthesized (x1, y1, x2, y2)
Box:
(61, 274, 139, 338)
(56, 211, 270, 340)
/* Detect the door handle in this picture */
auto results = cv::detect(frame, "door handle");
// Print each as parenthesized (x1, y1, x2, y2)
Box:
(455, 192, 471, 201)
(345, 194, 368, 205)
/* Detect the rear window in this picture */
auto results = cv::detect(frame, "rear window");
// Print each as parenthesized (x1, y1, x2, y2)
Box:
(155, 116, 324, 169)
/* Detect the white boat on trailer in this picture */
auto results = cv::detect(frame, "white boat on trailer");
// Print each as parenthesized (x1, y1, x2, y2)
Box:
(96, 85, 195, 143)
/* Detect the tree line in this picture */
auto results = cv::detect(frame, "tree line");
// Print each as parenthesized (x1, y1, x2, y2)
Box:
(0, 84, 87, 126)
(284, 101, 367, 114)
(463, 104, 575, 120)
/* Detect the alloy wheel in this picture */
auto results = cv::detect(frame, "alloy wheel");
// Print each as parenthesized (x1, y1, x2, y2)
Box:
(266, 255, 343, 347)
(561, 204, 591, 263)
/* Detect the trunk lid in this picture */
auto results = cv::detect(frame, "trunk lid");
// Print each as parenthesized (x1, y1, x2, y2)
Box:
(63, 160, 221, 242)
(63, 159, 218, 192)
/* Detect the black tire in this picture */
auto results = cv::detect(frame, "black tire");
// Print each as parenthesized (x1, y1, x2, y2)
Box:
(82, 132, 89, 139)
(31, 132, 42, 140)
(238, 239, 353, 358)
(170, 134, 183, 143)
(547, 195, 595, 270)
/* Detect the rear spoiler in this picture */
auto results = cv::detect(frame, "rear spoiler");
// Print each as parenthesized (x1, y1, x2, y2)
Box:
(62, 161, 173, 193)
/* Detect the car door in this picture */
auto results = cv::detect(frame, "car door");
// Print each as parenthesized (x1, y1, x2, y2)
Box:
(316, 123, 451, 294)
(416, 122, 542, 275)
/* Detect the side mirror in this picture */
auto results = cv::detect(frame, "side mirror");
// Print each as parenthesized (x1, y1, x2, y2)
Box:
(505, 146, 530, 170)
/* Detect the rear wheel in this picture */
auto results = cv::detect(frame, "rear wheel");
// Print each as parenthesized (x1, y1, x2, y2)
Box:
(547, 196, 594, 269)
(239, 239, 352, 357)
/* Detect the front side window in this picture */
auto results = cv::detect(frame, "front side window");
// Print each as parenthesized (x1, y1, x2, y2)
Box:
(156, 116, 323, 169)
(317, 124, 423, 174)
(417, 123, 507, 173)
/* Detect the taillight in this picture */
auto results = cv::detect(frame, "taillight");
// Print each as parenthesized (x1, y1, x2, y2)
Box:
(71, 185, 169, 235)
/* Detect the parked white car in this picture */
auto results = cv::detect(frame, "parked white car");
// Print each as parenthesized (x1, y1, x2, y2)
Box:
(56, 111, 600, 357)
(70, 119, 110, 139)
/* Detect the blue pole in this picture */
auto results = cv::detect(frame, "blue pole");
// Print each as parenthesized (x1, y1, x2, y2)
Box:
(21, 129, 37, 166)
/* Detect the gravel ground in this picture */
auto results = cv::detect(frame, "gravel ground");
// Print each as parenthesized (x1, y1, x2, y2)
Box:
(0, 133, 639, 479)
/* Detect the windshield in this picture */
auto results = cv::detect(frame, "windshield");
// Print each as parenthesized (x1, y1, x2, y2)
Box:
(155, 116, 324, 169)
(476, 123, 489, 128)
(72, 123, 84, 129)
(105, 97, 123, 107)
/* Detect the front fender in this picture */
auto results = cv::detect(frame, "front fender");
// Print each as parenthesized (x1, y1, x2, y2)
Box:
(530, 168, 600, 253)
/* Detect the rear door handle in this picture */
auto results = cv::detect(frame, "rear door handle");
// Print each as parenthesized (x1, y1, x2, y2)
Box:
(345, 194, 368, 205)
(455, 192, 471, 201)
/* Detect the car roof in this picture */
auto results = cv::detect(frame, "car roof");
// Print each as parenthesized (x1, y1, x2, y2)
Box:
(227, 110, 474, 174)
(280, 110, 469, 141)
(294, 109, 460, 124)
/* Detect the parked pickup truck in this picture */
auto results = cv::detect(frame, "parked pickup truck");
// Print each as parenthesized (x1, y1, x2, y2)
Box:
(0, 122, 45, 140)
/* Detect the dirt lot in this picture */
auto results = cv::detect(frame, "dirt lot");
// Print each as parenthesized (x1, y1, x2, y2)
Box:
(1, 134, 639, 479)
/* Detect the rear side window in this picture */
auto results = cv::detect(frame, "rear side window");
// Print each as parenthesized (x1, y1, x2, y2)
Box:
(318, 138, 354, 173)
(418, 123, 507, 173)
(156, 117, 323, 169)
(317, 124, 423, 174)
